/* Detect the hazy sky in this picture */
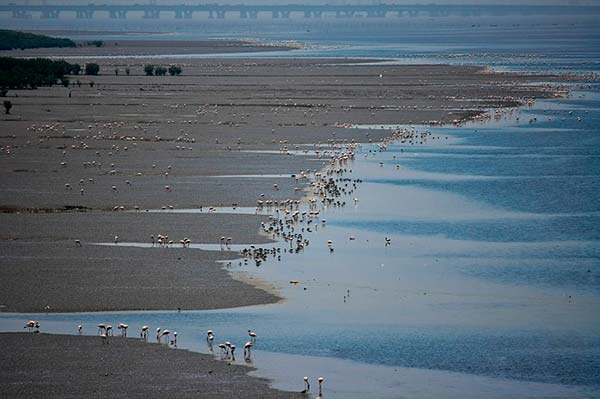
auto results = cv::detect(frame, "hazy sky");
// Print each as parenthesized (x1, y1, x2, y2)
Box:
(0, 1, 597, 6)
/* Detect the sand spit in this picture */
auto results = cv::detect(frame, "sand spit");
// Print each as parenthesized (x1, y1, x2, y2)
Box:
(0, 241, 280, 313)
(0, 332, 302, 398)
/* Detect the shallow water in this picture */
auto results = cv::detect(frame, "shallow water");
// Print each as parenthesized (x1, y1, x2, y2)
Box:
(29, 13, 600, 74)
(2, 91, 599, 398)
(2, 15, 600, 398)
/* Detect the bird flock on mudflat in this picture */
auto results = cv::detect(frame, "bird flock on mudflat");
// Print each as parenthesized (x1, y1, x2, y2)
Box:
(25, 320, 325, 395)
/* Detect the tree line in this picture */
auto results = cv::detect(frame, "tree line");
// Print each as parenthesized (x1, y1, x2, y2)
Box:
(0, 57, 79, 90)
(144, 64, 183, 76)
(0, 57, 107, 90)
(1, 57, 185, 92)
(0, 30, 76, 51)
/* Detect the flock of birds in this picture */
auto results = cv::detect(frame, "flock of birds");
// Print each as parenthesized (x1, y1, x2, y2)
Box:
(18, 121, 481, 398)
(11, 74, 594, 399)
(25, 320, 325, 395)
(209, 329, 256, 362)
(20, 126, 447, 398)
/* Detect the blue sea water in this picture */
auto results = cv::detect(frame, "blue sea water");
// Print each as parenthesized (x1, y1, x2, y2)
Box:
(2, 11, 600, 399)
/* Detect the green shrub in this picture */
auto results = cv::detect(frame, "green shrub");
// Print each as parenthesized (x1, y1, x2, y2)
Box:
(168, 65, 182, 76)
(3, 100, 12, 114)
(85, 63, 100, 76)
(86, 40, 104, 48)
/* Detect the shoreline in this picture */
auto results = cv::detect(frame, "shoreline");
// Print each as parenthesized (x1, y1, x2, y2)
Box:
(0, 52, 592, 398)
(0, 332, 303, 398)
(0, 56, 574, 315)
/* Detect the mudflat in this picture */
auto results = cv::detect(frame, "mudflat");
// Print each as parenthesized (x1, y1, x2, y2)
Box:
(0, 57, 568, 313)
(0, 332, 302, 398)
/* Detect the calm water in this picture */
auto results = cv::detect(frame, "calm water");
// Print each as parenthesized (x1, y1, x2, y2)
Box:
(24, 12, 600, 74)
(2, 93, 599, 398)
(2, 14, 600, 399)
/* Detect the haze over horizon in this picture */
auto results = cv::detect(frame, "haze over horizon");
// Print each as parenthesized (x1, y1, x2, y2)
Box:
(0, 0, 597, 6)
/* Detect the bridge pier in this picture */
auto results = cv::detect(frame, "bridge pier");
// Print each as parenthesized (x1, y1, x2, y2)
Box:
(76, 10, 94, 19)
(109, 10, 127, 19)
(175, 9, 193, 19)
(208, 10, 226, 19)
(143, 9, 160, 19)
(240, 10, 258, 19)
(304, 10, 322, 18)
(41, 9, 60, 19)
(12, 9, 32, 19)
(272, 10, 290, 19)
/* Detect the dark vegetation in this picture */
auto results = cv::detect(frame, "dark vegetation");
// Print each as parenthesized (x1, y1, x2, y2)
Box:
(168, 65, 183, 76)
(144, 64, 154, 76)
(85, 40, 104, 48)
(0, 30, 76, 51)
(144, 64, 183, 76)
(85, 63, 100, 76)
(0, 57, 82, 89)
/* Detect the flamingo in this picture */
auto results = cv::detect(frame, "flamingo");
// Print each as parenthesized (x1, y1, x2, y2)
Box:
(118, 323, 128, 337)
(218, 343, 228, 355)
(230, 344, 236, 360)
(156, 327, 161, 343)
(161, 329, 170, 344)
(318, 377, 324, 397)
(77, 325, 83, 334)
(244, 341, 253, 359)
(248, 329, 257, 342)
(207, 331, 215, 350)
(106, 325, 113, 336)
(140, 325, 149, 339)
(301, 376, 310, 393)
(97, 323, 107, 335)
(172, 331, 178, 346)
(24, 320, 36, 332)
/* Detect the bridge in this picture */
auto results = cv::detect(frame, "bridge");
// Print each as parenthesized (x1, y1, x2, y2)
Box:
(0, 3, 598, 20)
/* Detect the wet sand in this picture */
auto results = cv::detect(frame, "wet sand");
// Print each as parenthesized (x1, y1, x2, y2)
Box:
(0, 241, 280, 313)
(0, 332, 302, 398)
(0, 57, 570, 314)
